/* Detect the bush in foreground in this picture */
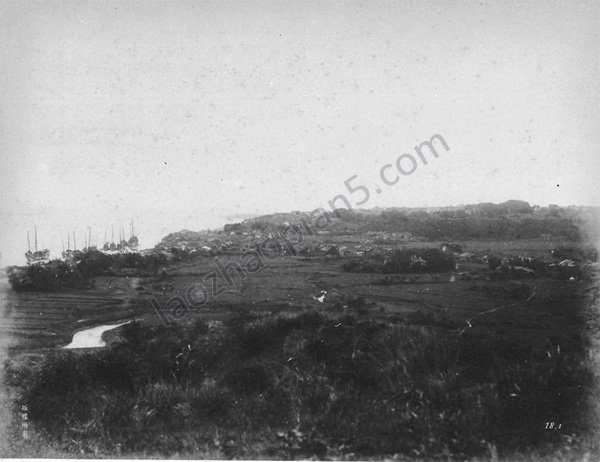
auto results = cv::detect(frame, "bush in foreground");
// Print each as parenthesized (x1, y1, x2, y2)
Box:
(18, 310, 594, 459)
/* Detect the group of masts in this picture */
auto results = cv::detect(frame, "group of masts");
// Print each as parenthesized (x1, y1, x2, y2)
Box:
(25, 221, 139, 265)
(62, 228, 95, 253)
(64, 221, 139, 255)
(25, 226, 50, 264)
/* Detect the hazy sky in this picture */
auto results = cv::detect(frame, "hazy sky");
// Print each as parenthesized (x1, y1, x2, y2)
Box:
(1, 0, 599, 265)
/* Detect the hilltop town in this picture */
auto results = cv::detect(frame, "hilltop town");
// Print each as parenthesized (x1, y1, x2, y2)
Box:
(7, 201, 598, 294)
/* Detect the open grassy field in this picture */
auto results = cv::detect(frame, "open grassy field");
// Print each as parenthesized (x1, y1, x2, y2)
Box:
(1, 238, 598, 459)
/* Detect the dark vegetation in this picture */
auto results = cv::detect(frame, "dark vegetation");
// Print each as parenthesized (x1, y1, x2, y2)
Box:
(7, 250, 170, 292)
(11, 304, 594, 459)
(342, 248, 455, 274)
(158, 202, 597, 255)
(239, 201, 589, 241)
(6, 260, 89, 292)
(363, 212, 581, 240)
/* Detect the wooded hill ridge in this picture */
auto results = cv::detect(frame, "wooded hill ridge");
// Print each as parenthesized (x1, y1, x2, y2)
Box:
(160, 201, 599, 247)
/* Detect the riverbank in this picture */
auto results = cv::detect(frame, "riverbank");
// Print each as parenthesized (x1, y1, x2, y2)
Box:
(63, 320, 134, 349)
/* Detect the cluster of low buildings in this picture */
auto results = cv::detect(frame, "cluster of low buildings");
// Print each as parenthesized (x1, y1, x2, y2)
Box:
(153, 223, 596, 282)
(440, 243, 591, 281)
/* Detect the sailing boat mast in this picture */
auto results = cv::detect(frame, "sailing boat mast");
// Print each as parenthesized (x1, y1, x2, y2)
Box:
(27, 231, 31, 252)
(73, 231, 77, 251)
(34, 226, 38, 252)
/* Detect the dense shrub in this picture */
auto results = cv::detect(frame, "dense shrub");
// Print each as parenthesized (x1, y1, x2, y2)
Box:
(8, 249, 172, 292)
(343, 248, 455, 274)
(18, 309, 593, 459)
(7, 260, 88, 292)
(77, 250, 114, 277)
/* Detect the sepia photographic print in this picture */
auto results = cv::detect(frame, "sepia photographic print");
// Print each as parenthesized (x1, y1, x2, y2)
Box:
(1, 1, 599, 460)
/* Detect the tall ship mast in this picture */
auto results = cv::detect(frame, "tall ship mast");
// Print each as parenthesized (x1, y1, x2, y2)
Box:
(109, 226, 117, 251)
(127, 219, 139, 252)
(84, 226, 96, 251)
(25, 226, 50, 264)
(101, 221, 139, 254)
(62, 231, 76, 261)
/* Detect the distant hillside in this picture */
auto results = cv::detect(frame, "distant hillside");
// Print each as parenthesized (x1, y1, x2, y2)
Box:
(235, 202, 595, 240)
(156, 202, 600, 249)
(157, 229, 212, 249)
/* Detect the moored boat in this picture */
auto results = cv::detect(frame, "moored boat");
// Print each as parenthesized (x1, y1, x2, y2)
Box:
(25, 226, 50, 264)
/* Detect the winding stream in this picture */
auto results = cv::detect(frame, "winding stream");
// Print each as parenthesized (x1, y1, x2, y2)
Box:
(63, 320, 133, 349)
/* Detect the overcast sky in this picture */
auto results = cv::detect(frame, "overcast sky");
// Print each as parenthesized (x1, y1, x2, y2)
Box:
(1, 0, 599, 265)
